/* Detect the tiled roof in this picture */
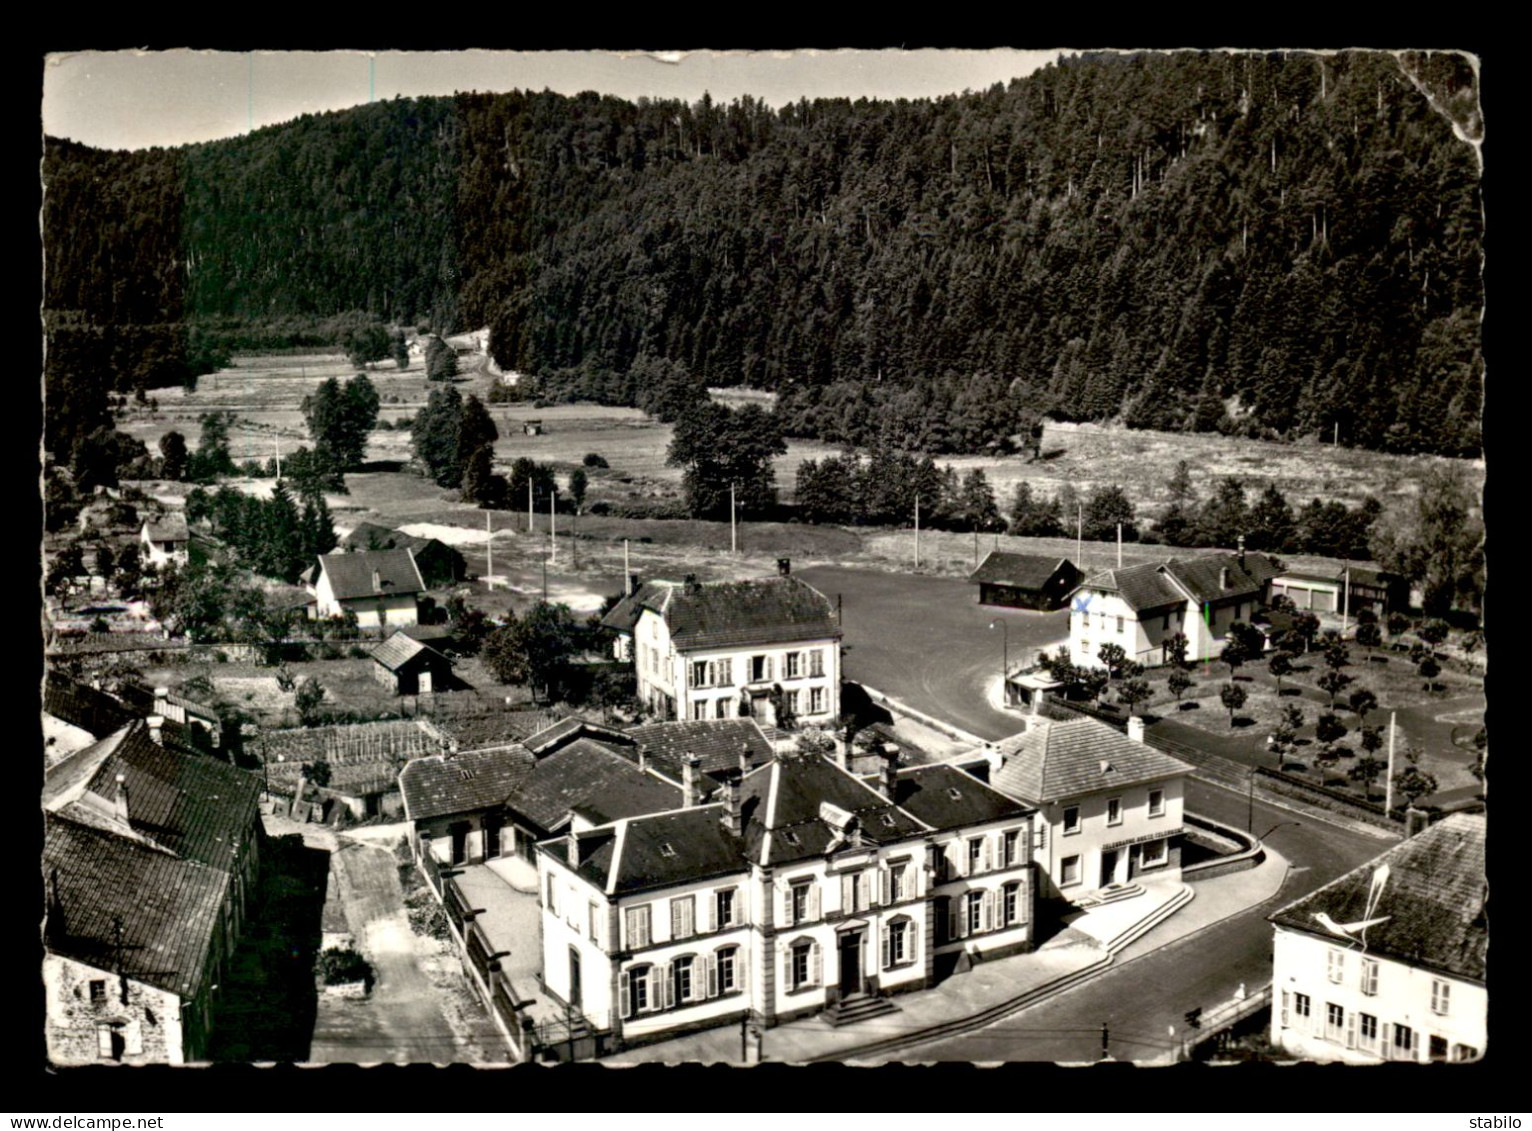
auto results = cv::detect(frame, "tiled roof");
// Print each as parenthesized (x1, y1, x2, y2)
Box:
(1080, 552, 1282, 613)
(317, 549, 425, 602)
(1270, 813, 1486, 983)
(371, 629, 449, 673)
(341, 522, 409, 551)
(569, 806, 750, 895)
(436, 709, 565, 752)
(611, 576, 841, 650)
(43, 672, 133, 738)
(65, 722, 263, 873)
(880, 763, 1032, 830)
(143, 513, 189, 542)
(42, 724, 135, 811)
(398, 743, 537, 822)
(1080, 560, 1185, 612)
(509, 743, 682, 833)
(44, 813, 229, 999)
(740, 751, 929, 866)
(625, 719, 774, 783)
(523, 716, 634, 758)
(991, 717, 1194, 804)
(968, 552, 1078, 590)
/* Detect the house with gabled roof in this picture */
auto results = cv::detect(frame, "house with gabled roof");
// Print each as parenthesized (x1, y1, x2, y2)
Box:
(988, 713, 1193, 902)
(536, 744, 1035, 1050)
(342, 522, 467, 588)
(371, 628, 454, 695)
(312, 548, 425, 628)
(140, 511, 190, 567)
(1068, 544, 1283, 669)
(1268, 813, 1485, 1064)
(968, 551, 1083, 610)
(41, 719, 265, 1064)
(601, 562, 842, 727)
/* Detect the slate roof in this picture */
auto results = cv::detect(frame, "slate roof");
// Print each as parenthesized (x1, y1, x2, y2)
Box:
(991, 717, 1194, 805)
(398, 743, 537, 822)
(1270, 813, 1486, 983)
(43, 672, 134, 739)
(509, 743, 682, 833)
(880, 763, 1032, 830)
(1079, 552, 1282, 613)
(372, 629, 450, 673)
(61, 722, 263, 873)
(625, 719, 774, 783)
(317, 549, 425, 601)
(603, 576, 841, 650)
(44, 813, 229, 999)
(143, 513, 189, 543)
(523, 716, 634, 758)
(564, 806, 750, 895)
(968, 552, 1078, 591)
(42, 724, 136, 811)
(1079, 561, 1186, 612)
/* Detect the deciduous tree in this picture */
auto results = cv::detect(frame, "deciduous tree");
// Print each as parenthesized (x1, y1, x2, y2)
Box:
(1220, 682, 1247, 725)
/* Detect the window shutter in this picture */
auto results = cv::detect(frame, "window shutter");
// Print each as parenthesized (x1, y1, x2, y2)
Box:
(877, 867, 888, 906)
(881, 922, 892, 970)
(1280, 990, 1289, 1028)
(783, 947, 795, 991)
(1345, 1011, 1357, 1049)
(807, 882, 821, 921)
(983, 837, 993, 873)
(124, 1022, 142, 1056)
(948, 908, 959, 941)
(661, 963, 674, 1010)
(842, 873, 855, 914)
(707, 953, 719, 998)
(956, 901, 968, 939)
(619, 970, 632, 1018)
(97, 1025, 113, 1058)
(687, 664, 696, 689)
(810, 941, 822, 986)
(958, 846, 969, 878)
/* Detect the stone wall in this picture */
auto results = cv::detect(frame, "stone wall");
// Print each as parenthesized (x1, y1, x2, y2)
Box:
(44, 954, 186, 1065)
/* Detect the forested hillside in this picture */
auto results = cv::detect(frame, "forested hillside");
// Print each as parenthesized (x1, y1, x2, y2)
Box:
(44, 50, 1483, 461)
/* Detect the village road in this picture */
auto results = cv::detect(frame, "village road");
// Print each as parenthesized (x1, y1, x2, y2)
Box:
(308, 839, 481, 1064)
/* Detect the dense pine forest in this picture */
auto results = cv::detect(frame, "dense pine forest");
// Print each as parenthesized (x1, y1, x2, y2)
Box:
(44, 50, 1483, 462)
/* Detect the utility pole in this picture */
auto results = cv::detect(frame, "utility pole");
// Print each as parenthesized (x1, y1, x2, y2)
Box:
(528, 479, 534, 533)
(541, 554, 548, 603)
(914, 494, 921, 570)
(274, 436, 281, 481)
(1076, 504, 1083, 571)
(485, 511, 493, 590)
(573, 507, 579, 570)
(550, 488, 557, 564)
(1116, 522, 1122, 568)
(1341, 563, 1350, 636)
(1385, 711, 1397, 816)
(973, 526, 979, 569)
(1247, 769, 1255, 835)
(730, 482, 737, 555)
(624, 539, 630, 590)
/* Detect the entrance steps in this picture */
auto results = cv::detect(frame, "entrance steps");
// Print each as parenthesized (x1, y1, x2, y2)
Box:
(1072, 881, 1144, 908)
(822, 994, 900, 1028)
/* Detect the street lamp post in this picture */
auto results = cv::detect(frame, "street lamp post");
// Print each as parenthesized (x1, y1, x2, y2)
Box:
(989, 619, 1009, 706)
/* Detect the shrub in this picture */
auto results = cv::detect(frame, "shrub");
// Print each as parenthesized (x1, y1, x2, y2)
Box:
(582, 452, 610, 468)
(315, 946, 373, 986)
(90, 615, 111, 634)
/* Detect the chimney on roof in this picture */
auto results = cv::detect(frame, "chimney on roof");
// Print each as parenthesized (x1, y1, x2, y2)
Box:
(1237, 534, 1246, 569)
(154, 686, 169, 706)
(565, 830, 580, 866)
(372, 569, 383, 593)
(683, 573, 702, 595)
(739, 742, 752, 779)
(1127, 716, 1146, 744)
(637, 743, 649, 772)
(113, 773, 130, 823)
(722, 770, 744, 838)
(1219, 566, 1230, 590)
(879, 744, 900, 801)
(777, 557, 791, 577)
(1405, 807, 1431, 838)
(628, 573, 640, 597)
(682, 754, 701, 808)
(146, 716, 165, 745)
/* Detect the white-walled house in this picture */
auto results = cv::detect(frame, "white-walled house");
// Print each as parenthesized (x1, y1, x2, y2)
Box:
(1269, 813, 1485, 1063)
(601, 566, 841, 727)
(141, 513, 190, 568)
(1068, 549, 1282, 669)
(312, 548, 425, 628)
(989, 714, 1193, 902)
(536, 746, 1035, 1050)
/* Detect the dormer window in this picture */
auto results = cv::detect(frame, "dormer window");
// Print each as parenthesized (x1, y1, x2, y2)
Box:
(659, 842, 676, 858)
(947, 787, 963, 800)
(880, 813, 896, 827)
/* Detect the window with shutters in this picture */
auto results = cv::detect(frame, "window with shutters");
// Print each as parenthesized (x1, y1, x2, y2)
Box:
(1360, 957, 1379, 996)
(967, 838, 984, 875)
(1063, 806, 1081, 835)
(1431, 978, 1451, 1014)
(690, 661, 708, 688)
(1003, 829, 1020, 867)
(1358, 1012, 1378, 1052)
(785, 690, 800, 716)
(790, 881, 816, 925)
(751, 655, 768, 682)
(1061, 855, 1082, 886)
(785, 651, 801, 678)
(810, 649, 824, 677)
(625, 964, 653, 1015)
(97, 1023, 121, 1060)
(787, 939, 819, 991)
(1148, 789, 1165, 817)
(715, 696, 728, 719)
(1326, 1002, 1345, 1042)
(841, 870, 871, 914)
(671, 895, 695, 940)
(1294, 993, 1311, 1032)
(715, 888, 736, 929)
(692, 700, 707, 721)
(1391, 1024, 1415, 1061)
(1452, 1043, 1479, 1062)
(810, 687, 826, 714)
(671, 955, 696, 1005)
(717, 945, 739, 994)
(626, 904, 652, 950)
(1429, 1034, 1449, 1062)
(717, 658, 733, 687)
(884, 917, 913, 968)
(889, 862, 908, 902)
(1003, 881, 1022, 925)
(965, 890, 985, 935)
(1106, 797, 1122, 826)
(1327, 948, 1345, 983)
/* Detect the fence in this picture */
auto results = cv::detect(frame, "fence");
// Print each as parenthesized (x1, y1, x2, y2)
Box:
(1184, 984, 1273, 1061)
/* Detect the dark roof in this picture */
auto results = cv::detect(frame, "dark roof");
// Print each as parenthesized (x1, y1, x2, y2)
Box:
(1079, 560, 1185, 612)
(435, 708, 566, 752)
(563, 806, 749, 895)
(371, 629, 450, 673)
(342, 523, 457, 560)
(740, 751, 929, 866)
(44, 672, 134, 738)
(509, 743, 682, 833)
(625, 719, 774, 782)
(1079, 552, 1282, 613)
(991, 717, 1194, 804)
(399, 743, 537, 822)
(881, 763, 1032, 830)
(968, 552, 1078, 590)
(317, 549, 425, 601)
(67, 722, 263, 873)
(1277, 563, 1400, 589)
(143, 513, 189, 542)
(524, 716, 634, 758)
(606, 576, 841, 650)
(44, 813, 229, 999)
(1270, 813, 1486, 983)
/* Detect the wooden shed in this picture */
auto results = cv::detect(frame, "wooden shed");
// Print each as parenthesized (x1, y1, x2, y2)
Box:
(968, 552, 1084, 610)
(371, 629, 454, 695)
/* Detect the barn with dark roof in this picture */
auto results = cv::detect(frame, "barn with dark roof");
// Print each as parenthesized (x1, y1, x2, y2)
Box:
(968, 552, 1083, 610)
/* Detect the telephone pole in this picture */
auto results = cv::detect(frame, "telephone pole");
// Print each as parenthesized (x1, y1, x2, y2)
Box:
(1116, 522, 1122, 568)
(485, 511, 493, 590)
(1385, 712, 1397, 815)
(528, 479, 534, 533)
(914, 495, 921, 570)
(550, 488, 557, 564)
(1076, 504, 1083, 570)
(730, 483, 737, 555)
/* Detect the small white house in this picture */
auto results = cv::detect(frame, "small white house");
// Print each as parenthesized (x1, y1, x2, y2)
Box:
(1269, 812, 1485, 1063)
(312, 549, 425, 628)
(140, 513, 190, 568)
